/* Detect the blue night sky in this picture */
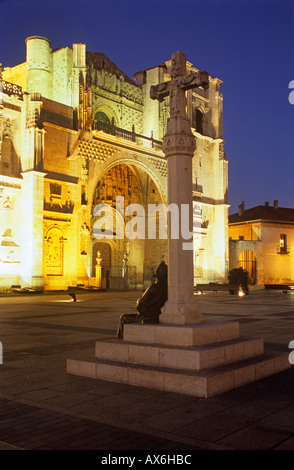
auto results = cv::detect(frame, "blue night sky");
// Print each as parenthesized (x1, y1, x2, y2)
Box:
(0, 0, 293, 214)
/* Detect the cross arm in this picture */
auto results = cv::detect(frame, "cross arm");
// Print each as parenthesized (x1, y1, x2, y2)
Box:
(150, 81, 171, 102)
(181, 70, 209, 91)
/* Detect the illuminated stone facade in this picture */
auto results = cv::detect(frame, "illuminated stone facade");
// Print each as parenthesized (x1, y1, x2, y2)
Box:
(229, 201, 294, 285)
(0, 36, 228, 291)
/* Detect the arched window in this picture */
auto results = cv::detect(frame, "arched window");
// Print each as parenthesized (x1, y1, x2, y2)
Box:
(95, 111, 110, 124)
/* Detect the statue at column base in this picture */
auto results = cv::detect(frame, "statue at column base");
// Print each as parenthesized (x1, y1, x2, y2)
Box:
(116, 261, 168, 338)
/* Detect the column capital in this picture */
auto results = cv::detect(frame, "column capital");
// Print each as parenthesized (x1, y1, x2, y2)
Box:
(163, 132, 196, 157)
(21, 170, 47, 178)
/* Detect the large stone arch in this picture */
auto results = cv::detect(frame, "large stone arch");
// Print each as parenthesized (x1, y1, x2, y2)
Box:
(93, 104, 119, 126)
(229, 239, 262, 284)
(88, 153, 167, 210)
(88, 154, 167, 288)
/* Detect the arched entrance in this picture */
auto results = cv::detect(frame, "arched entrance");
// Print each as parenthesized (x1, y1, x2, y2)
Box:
(239, 250, 257, 284)
(91, 162, 167, 288)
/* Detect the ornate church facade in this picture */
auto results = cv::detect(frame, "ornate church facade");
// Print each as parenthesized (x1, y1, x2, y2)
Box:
(0, 36, 228, 291)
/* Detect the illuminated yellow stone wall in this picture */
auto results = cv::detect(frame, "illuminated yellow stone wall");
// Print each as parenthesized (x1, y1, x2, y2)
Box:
(2, 63, 27, 90)
(262, 223, 294, 284)
(41, 97, 88, 289)
(52, 48, 73, 106)
(0, 176, 22, 289)
(0, 35, 229, 290)
(21, 171, 45, 290)
(229, 220, 294, 284)
(229, 222, 261, 241)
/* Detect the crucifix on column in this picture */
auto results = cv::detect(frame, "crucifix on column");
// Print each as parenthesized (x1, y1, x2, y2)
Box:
(151, 51, 209, 324)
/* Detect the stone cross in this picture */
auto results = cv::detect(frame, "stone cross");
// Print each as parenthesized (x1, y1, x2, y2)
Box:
(150, 50, 209, 141)
(150, 51, 209, 325)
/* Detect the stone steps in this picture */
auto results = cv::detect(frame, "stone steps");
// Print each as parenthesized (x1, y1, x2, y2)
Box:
(67, 351, 290, 398)
(123, 321, 240, 347)
(66, 320, 291, 398)
(94, 337, 264, 371)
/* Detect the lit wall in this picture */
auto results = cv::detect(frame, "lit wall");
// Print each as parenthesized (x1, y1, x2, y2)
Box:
(229, 220, 294, 284)
(0, 176, 22, 289)
(261, 223, 294, 284)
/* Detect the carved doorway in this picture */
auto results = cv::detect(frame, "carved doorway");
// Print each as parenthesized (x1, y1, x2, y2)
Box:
(44, 226, 64, 276)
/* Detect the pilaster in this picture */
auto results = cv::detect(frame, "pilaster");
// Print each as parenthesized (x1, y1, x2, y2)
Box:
(23, 94, 45, 172)
(20, 170, 46, 290)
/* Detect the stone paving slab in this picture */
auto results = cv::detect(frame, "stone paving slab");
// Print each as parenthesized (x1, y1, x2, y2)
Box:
(0, 287, 294, 451)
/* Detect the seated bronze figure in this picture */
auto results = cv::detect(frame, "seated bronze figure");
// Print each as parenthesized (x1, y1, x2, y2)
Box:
(116, 261, 168, 338)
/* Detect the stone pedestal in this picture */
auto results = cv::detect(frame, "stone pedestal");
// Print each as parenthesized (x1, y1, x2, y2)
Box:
(95, 251, 102, 288)
(95, 265, 102, 288)
(67, 321, 290, 398)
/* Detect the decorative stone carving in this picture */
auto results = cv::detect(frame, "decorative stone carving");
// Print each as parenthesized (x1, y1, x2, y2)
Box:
(26, 104, 43, 130)
(219, 142, 226, 160)
(44, 183, 74, 214)
(81, 157, 88, 183)
(2, 118, 14, 140)
(80, 222, 90, 255)
(148, 156, 167, 178)
(151, 51, 209, 157)
(0, 228, 20, 263)
(78, 72, 92, 131)
(2, 194, 14, 210)
(76, 138, 118, 162)
(96, 250, 102, 266)
(44, 226, 64, 276)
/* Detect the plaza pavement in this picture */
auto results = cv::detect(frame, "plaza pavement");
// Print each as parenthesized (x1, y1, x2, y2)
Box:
(0, 286, 294, 451)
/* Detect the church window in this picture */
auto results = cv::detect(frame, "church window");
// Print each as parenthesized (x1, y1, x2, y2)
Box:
(95, 111, 110, 124)
(280, 234, 287, 253)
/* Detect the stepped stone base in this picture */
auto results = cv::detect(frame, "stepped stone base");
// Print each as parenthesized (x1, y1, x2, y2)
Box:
(67, 321, 291, 398)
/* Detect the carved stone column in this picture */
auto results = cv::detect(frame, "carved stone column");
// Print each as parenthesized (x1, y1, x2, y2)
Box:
(23, 94, 45, 172)
(159, 128, 203, 325)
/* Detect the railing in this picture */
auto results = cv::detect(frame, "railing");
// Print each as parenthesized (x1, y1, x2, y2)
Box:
(0, 80, 23, 98)
(93, 120, 162, 151)
(101, 264, 138, 290)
